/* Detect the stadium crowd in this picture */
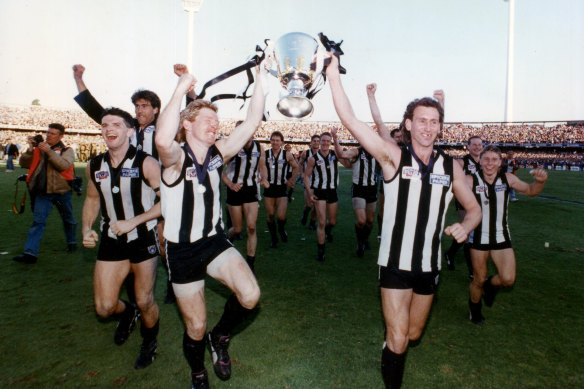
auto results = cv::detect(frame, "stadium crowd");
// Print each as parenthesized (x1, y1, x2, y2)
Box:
(1, 104, 583, 165)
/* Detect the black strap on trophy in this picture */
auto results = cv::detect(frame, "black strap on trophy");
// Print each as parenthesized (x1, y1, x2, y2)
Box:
(195, 32, 345, 119)
(12, 174, 28, 215)
(195, 43, 267, 107)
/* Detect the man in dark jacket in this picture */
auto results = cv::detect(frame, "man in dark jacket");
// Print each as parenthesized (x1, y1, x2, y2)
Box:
(13, 123, 77, 264)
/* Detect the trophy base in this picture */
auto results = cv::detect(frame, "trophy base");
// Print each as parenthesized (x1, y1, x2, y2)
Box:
(277, 96, 313, 119)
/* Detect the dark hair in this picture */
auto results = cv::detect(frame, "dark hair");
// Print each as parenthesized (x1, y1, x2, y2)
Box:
(131, 89, 161, 111)
(310, 134, 321, 141)
(101, 107, 134, 128)
(48, 123, 65, 134)
(480, 145, 502, 159)
(390, 128, 401, 138)
(468, 135, 483, 144)
(270, 131, 284, 142)
(403, 97, 444, 125)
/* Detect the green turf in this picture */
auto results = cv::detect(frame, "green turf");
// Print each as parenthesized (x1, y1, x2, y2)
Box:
(0, 165, 582, 388)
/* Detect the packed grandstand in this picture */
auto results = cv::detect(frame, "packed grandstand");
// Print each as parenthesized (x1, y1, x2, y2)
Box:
(1, 104, 583, 170)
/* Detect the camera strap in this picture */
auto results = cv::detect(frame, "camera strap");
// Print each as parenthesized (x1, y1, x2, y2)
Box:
(12, 178, 27, 215)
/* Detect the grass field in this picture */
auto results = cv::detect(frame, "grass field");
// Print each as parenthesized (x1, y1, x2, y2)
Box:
(1, 164, 583, 388)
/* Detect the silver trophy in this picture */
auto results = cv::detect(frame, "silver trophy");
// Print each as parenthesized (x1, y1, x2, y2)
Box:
(272, 32, 320, 119)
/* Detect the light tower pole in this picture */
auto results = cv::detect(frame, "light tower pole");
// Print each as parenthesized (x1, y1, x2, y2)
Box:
(182, 0, 205, 72)
(504, 0, 515, 123)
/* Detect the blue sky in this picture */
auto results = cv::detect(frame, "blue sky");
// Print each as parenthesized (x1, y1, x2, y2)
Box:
(0, 0, 582, 123)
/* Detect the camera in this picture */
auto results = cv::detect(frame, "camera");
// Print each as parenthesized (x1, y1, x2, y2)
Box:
(31, 134, 44, 147)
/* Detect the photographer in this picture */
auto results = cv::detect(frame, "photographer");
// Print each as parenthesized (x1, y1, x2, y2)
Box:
(13, 123, 77, 264)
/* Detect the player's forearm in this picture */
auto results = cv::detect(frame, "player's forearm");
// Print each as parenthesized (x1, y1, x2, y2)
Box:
(82, 199, 100, 235)
(129, 202, 162, 227)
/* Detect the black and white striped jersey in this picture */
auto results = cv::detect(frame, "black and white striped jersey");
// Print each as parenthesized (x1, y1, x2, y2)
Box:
(265, 148, 289, 185)
(303, 148, 317, 171)
(462, 154, 480, 175)
(89, 146, 157, 242)
(161, 145, 224, 243)
(310, 150, 339, 190)
(378, 146, 454, 272)
(130, 123, 158, 160)
(225, 141, 261, 187)
(470, 171, 511, 246)
(352, 147, 378, 187)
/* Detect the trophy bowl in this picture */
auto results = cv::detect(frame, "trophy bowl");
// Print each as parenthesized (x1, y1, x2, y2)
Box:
(273, 32, 319, 119)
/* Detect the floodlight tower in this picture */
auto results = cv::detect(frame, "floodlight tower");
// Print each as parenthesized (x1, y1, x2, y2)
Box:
(504, 0, 515, 123)
(183, 0, 205, 72)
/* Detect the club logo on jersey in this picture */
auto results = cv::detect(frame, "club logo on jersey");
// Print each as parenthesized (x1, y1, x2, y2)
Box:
(238, 150, 247, 158)
(430, 173, 451, 186)
(95, 170, 110, 182)
(208, 155, 223, 171)
(251, 151, 260, 157)
(278, 159, 286, 164)
(144, 126, 154, 133)
(148, 245, 157, 255)
(401, 167, 421, 180)
(468, 164, 477, 173)
(267, 157, 275, 164)
(316, 159, 324, 166)
(186, 167, 197, 181)
(121, 168, 139, 178)
(495, 184, 507, 192)
(475, 185, 487, 194)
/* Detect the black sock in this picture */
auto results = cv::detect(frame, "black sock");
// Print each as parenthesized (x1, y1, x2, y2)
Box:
(303, 206, 311, 218)
(317, 243, 325, 255)
(124, 273, 136, 305)
(381, 345, 406, 389)
(183, 332, 206, 373)
(277, 219, 287, 236)
(246, 255, 255, 273)
(267, 221, 277, 243)
(141, 319, 159, 343)
(213, 294, 253, 336)
(364, 224, 372, 240)
(114, 299, 132, 321)
(463, 243, 473, 275)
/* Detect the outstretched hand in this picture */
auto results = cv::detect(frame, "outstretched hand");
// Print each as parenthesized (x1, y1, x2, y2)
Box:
(366, 83, 377, 97)
(174, 64, 189, 77)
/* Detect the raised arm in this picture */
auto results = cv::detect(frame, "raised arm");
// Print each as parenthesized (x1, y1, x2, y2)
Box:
(72, 64, 104, 123)
(155, 74, 197, 169)
(326, 55, 400, 171)
(366, 83, 392, 142)
(174, 64, 197, 104)
(217, 66, 265, 161)
(82, 164, 101, 248)
(507, 168, 547, 197)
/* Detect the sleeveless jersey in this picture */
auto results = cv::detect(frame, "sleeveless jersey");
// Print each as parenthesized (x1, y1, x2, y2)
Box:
(161, 145, 224, 243)
(89, 146, 157, 242)
(378, 146, 454, 272)
(471, 171, 511, 246)
(310, 150, 339, 190)
(225, 141, 261, 187)
(352, 147, 377, 186)
(265, 148, 289, 185)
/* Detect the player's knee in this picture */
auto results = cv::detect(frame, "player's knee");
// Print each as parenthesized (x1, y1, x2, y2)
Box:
(355, 220, 366, 228)
(387, 331, 409, 354)
(266, 214, 275, 223)
(95, 300, 116, 318)
(408, 326, 423, 342)
(246, 224, 256, 236)
(135, 293, 155, 313)
(231, 225, 242, 235)
(239, 283, 260, 309)
(499, 274, 515, 288)
(186, 318, 207, 339)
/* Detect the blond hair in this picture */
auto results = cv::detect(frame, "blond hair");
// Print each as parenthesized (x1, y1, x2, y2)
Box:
(177, 100, 218, 142)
